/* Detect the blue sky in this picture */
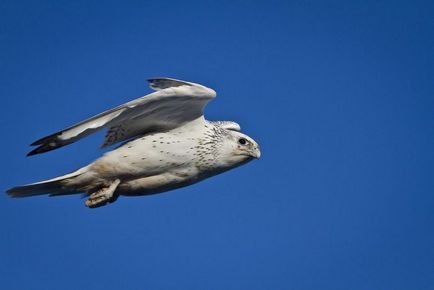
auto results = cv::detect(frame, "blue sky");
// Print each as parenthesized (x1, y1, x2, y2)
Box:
(1, 0, 434, 289)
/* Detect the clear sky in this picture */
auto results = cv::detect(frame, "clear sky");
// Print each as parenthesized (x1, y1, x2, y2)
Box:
(1, 0, 434, 289)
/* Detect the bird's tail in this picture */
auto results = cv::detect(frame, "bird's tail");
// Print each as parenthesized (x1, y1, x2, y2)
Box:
(6, 166, 90, 198)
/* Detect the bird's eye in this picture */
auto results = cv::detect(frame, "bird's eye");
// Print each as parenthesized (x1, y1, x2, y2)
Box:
(238, 138, 247, 145)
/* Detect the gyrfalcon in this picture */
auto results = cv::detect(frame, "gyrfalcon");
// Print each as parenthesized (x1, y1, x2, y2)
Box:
(7, 78, 261, 208)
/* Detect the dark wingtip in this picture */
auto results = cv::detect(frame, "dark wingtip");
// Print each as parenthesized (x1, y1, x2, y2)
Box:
(26, 149, 38, 157)
(6, 188, 14, 196)
(27, 142, 62, 156)
(30, 132, 60, 146)
(27, 132, 64, 156)
(30, 140, 42, 146)
(6, 187, 21, 197)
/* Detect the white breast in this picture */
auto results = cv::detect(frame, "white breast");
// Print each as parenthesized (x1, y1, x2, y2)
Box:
(90, 120, 208, 179)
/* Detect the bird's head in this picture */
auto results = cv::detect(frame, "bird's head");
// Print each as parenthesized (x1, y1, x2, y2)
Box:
(216, 130, 261, 169)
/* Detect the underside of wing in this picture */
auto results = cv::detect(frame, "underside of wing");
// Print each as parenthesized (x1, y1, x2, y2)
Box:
(28, 109, 126, 156)
(28, 78, 216, 156)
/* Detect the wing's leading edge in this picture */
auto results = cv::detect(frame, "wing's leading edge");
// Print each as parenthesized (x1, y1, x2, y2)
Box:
(28, 78, 216, 156)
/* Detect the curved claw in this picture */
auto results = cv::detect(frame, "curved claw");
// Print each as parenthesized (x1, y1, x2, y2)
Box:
(85, 179, 121, 208)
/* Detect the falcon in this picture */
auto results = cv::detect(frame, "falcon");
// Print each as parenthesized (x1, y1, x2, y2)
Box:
(7, 78, 260, 208)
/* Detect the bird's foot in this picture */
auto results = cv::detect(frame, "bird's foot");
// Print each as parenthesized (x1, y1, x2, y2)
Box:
(85, 179, 121, 208)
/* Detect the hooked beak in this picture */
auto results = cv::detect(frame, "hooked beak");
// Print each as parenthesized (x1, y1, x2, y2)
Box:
(250, 147, 261, 159)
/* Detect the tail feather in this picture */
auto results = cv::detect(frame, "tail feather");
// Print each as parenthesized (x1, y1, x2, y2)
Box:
(6, 166, 89, 198)
(7, 181, 72, 197)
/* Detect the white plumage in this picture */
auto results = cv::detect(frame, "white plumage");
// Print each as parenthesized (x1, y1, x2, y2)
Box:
(7, 78, 260, 208)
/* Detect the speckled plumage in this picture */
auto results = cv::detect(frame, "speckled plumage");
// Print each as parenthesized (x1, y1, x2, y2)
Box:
(7, 78, 260, 208)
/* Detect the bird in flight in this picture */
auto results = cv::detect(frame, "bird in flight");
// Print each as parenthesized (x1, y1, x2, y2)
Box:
(7, 78, 260, 208)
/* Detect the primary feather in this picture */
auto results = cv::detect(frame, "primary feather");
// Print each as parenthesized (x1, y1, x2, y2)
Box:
(28, 78, 216, 155)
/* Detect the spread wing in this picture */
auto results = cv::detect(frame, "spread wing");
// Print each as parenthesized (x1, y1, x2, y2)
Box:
(28, 78, 216, 156)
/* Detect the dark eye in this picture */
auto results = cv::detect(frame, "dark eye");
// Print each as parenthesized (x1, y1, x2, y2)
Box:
(238, 138, 247, 145)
